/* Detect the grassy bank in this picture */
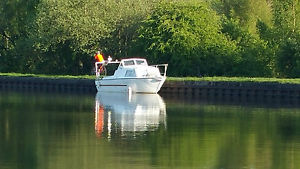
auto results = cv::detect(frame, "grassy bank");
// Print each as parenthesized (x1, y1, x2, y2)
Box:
(1, 73, 300, 84)
(167, 77, 300, 84)
(0, 73, 94, 79)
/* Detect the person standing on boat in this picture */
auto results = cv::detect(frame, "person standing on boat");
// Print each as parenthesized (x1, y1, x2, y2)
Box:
(95, 51, 104, 63)
(94, 51, 105, 76)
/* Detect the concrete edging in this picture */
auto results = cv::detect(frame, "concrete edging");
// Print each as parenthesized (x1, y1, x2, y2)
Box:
(0, 76, 96, 93)
(1, 76, 300, 98)
(161, 81, 300, 98)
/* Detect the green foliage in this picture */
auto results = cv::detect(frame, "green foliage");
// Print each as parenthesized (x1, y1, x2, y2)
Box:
(262, 0, 300, 77)
(101, 0, 156, 58)
(33, 0, 156, 55)
(0, 0, 39, 72)
(211, 0, 273, 35)
(34, 0, 111, 54)
(28, 0, 156, 75)
(0, 0, 300, 77)
(276, 35, 300, 77)
(273, 0, 300, 35)
(136, 1, 238, 76)
(222, 18, 275, 77)
(30, 0, 115, 74)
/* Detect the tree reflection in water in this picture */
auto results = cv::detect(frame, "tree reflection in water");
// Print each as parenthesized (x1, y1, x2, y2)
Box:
(2, 91, 300, 169)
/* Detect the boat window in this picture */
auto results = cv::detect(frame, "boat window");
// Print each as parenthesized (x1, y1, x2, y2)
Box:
(125, 70, 136, 77)
(136, 60, 146, 65)
(124, 60, 135, 66)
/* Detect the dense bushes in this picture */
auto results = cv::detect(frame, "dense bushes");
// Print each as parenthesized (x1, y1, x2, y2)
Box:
(222, 18, 275, 77)
(277, 35, 300, 77)
(135, 2, 238, 76)
(0, 0, 300, 77)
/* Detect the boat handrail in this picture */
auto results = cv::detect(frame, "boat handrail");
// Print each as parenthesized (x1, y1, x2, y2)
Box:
(151, 64, 168, 77)
(95, 62, 105, 77)
(96, 60, 168, 78)
(95, 60, 121, 77)
(107, 60, 121, 64)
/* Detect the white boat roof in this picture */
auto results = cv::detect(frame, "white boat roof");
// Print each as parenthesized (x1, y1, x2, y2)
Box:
(120, 58, 148, 67)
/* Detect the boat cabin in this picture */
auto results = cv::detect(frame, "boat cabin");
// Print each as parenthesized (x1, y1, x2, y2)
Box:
(113, 58, 161, 78)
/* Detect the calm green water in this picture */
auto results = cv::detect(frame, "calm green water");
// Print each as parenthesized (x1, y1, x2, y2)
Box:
(1, 91, 300, 169)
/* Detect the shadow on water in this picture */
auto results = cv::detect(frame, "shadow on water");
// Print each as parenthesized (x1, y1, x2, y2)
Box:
(160, 92, 300, 108)
(2, 85, 300, 108)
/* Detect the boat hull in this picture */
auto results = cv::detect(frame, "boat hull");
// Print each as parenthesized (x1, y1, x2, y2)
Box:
(95, 77, 166, 94)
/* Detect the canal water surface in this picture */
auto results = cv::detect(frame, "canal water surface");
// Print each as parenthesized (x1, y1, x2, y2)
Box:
(1, 91, 300, 169)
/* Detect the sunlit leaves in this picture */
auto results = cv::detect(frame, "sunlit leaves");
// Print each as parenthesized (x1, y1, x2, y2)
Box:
(34, 0, 114, 54)
(33, 0, 157, 56)
(1, 0, 300, 77)
(137, 1, 238, 76)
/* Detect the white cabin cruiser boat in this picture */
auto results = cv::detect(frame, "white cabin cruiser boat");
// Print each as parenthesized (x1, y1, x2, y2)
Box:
(95, 58, 168, 93)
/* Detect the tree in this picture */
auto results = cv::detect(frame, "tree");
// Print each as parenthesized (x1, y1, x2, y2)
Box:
(31, 0, 116, 74)
(30, 0, 156, 74)
(210, 0, 273, 35)
(222, 18, 275, 77)
(136, 1, 238, 76)
(0, 0, 39, 72)
(273, 0, 300, 35)
(271, 0, 300, 77)
(276, 35, 300, 77)
(101, 0, 157, 58)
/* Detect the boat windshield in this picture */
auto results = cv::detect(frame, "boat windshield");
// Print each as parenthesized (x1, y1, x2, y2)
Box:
(120, 59, 148, 67)
(124, 60, 135, 66)
(136, 60, 147, 66)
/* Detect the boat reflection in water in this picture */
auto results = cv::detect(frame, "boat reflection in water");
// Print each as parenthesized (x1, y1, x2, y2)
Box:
(95, 92, 167, 138)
